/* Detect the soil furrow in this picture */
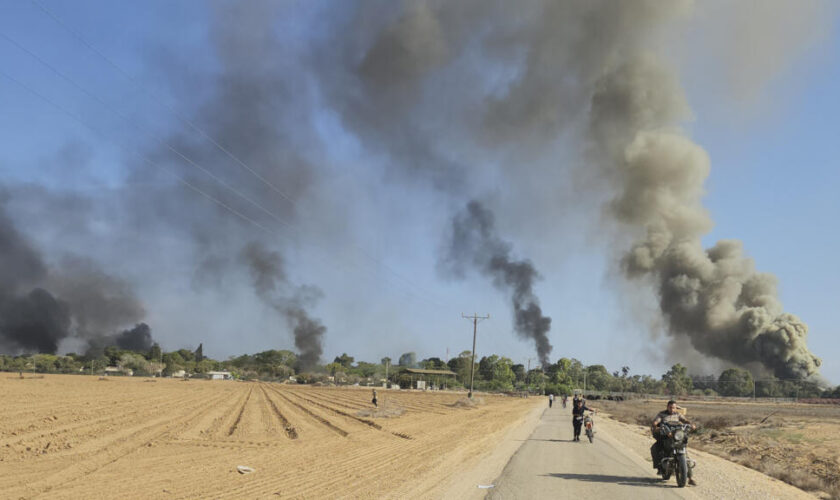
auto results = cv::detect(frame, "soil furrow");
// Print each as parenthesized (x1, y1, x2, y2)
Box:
(263, 384, 349, 437)
(258, 385, 298, 439)
(227, 387, 253, 436)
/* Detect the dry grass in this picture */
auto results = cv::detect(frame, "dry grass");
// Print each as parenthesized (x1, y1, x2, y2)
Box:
(824, 479, 840, 500)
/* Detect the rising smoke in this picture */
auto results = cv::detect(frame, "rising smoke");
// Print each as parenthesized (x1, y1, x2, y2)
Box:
(587, 54, 822, 379)
(442, 201, 552, 367)
(240, 242, 325, 370)
(0, 197, 151, 355)
(2, 1, 829, 379)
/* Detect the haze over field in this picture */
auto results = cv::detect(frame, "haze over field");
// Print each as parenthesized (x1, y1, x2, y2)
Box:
(0, 1, 838, 382)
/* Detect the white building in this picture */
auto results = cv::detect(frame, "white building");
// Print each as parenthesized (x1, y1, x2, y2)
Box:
(207, 371, 232, 380)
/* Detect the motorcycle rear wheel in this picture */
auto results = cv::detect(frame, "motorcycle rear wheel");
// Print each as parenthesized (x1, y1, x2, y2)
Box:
(676, 454, 688, 487)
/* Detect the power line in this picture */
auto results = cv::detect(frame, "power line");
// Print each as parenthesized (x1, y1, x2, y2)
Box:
(0, 31, 296, 233)
(0, 30, 450, 310)
(24, 1, 449, 309)
(0, 69, 275, 237)
(29, 0, 297, 207)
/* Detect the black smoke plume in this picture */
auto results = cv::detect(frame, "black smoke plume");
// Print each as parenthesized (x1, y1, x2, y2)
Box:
(111, 323, 154, 352)
(240, 242, 325, 370)
(442, 201, 552, 367)
(0, 197, 148, 354)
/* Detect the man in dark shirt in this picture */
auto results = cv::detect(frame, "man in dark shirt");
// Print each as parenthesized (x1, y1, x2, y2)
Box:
(650, 400, 696, 483)
(571, 398, 596, 441)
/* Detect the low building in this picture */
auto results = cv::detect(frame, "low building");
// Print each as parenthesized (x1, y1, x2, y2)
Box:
(170, 370, 186, 378)
(207, 371, 232, 380)
(104, 366, 133, 376)
(398, 368, 457, 390)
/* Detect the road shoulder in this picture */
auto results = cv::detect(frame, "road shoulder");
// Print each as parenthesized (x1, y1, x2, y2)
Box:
(437, 401, 546, 499)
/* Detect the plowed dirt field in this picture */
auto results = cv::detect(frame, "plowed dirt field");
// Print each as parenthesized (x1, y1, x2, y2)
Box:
(1, 375, 539, 499)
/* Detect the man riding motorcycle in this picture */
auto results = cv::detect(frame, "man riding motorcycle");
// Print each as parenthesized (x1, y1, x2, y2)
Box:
(651, 400, 696, 485)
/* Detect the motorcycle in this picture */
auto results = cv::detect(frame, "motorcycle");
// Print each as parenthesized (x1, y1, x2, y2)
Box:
(657, 422, 696, 487)
(574, 411, 596, 443)
(583, 412, 595, 443)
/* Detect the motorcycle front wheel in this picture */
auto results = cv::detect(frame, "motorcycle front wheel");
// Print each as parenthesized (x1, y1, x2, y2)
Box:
(660, 460, 672, 480)
(586, 429, 593, 443)
(676, 454, 688, 487)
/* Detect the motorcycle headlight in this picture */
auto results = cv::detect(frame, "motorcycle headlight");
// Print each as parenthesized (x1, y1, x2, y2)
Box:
(674, 429, 685, 441)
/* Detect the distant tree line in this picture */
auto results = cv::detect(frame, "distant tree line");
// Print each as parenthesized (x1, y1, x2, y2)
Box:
(2, 347, 838, 399)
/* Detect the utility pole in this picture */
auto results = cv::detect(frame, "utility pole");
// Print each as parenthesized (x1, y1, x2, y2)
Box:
(462, 313, 489, 399)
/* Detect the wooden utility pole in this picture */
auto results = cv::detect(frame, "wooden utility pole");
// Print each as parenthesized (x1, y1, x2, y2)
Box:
(462, 313, 489, 399)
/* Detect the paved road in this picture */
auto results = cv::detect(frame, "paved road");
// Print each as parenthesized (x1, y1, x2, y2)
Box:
(486, 404, 694, 499)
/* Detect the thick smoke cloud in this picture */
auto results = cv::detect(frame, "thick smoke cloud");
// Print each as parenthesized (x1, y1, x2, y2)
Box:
(442, 201, 552, 367)
(240, 242, 325, 370)
(1, 0, 828, 378)
(111, 323, 154, 352)
(0, 197, 149, 354)
(588, 55, 822, 380)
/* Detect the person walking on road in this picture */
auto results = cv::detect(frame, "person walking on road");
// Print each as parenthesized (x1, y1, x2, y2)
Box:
(572, 398, 596, 441)
(371, 389, 378, 408)
(548, 393, 554, 408)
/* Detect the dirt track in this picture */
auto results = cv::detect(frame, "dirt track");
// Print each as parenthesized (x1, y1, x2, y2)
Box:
(0, 375, 540, 499)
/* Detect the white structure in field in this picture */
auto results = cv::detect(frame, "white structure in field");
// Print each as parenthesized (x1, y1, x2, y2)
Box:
(207, 371, 232, 380)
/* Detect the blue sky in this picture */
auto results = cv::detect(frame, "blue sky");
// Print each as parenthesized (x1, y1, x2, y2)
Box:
(1, 1, 838, 383)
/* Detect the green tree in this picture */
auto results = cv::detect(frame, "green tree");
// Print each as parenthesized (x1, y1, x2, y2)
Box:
(32, 354, 59, 373)
(103, 346, 123, 366)
(662, 364, 692, 396)
(584, 365, 612, 391)
(325, 362, 344, 378)
(478, 355, 499, 381)
(148, 343, 162, 362)
(176, 348, 195, 362)
(352, 361, 379, 378)
(334, 353, 354, 369)
(512, 364, 525, 382)
(447, 351, 473, 384)
(119, 353, 151, 375)
(420, 357, 446, 370)
(194, 343, 204, 362)
(717, 368, 753, 397)
(491, 357, 515, 390)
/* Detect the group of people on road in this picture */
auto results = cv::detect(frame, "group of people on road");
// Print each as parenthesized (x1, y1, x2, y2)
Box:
(547, 393, 697, 484)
